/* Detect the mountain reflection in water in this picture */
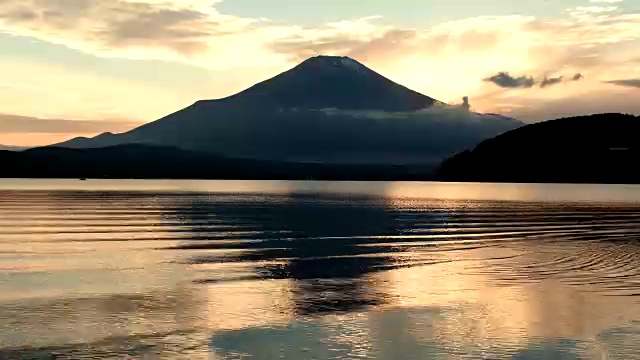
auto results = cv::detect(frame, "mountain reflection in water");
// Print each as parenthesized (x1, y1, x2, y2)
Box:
(0, 180, 639, 359)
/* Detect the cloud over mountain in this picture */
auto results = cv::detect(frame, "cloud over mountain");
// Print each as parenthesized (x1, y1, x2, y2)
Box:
(0, 0, 638, 127)
(1, 0, 638, 71)
(484, 72, 535, 88)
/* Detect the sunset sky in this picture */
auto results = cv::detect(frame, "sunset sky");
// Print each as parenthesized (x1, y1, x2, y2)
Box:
(1, 0, 639, 146)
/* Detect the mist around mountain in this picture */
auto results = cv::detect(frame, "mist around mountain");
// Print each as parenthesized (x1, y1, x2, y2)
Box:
(53, 56, 522, 165)
(439, 113, 640, 184)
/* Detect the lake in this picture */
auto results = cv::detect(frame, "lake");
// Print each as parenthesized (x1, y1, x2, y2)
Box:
(1, 180, 640, 359)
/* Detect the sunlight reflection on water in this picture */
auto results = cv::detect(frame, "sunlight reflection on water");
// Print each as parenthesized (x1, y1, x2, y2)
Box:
(0, 180, 639, 359)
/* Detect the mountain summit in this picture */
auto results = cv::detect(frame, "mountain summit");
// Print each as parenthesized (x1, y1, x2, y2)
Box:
(54, 55, 521, 164)
(226, 55, 437, 111)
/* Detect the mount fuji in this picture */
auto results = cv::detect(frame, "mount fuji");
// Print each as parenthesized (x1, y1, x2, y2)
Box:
(53, 55, 522, 165)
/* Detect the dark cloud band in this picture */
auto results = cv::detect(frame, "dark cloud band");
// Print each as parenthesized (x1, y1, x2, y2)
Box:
(0, 114, 140, 134)
(485, 72, 584, 89)
(605, 79, 640, 88)
(483, 72, 535, 88)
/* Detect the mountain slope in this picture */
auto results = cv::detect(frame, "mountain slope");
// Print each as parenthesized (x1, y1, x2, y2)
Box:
(439, 113, 640, 184)
(230, 55, 437, 111)
(53, 55, 521, 164)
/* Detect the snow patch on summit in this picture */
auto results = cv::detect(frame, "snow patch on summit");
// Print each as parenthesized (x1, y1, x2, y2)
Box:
(338, 57, 368, 73)
(303, 55, 369, 73)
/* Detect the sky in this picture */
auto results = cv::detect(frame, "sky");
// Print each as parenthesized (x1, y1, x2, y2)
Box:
(0, 0, 639, 146)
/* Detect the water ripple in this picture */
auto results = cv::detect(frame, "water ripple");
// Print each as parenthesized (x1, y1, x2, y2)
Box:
(2, 183, 640, 359)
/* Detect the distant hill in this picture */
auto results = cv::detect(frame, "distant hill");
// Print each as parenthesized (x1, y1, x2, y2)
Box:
(52, 55, 521, 165)
(439, 113, 640, 184)
(0, 144, 435, 180)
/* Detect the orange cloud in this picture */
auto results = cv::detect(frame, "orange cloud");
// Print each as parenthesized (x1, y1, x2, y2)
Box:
(0, 0, 638, 138)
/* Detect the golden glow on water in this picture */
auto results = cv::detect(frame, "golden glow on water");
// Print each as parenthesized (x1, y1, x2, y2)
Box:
(1, 179, 640, 203)
(375, 247, 532, 345)
(373, 244, 640, 346)
(1, 180, 640, 358)
(204, 279, 295, 331)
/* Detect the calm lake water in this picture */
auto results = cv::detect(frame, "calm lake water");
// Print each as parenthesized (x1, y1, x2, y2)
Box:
(1, 180, 640, 359)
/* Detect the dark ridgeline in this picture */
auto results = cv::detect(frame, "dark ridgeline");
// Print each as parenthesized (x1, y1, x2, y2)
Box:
(0, 144, 434, 180)
(2, 112, 639, 182)
(440, 113, 640, 184)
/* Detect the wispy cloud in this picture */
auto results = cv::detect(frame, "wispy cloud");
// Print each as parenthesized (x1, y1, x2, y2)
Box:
(540, 76, 564, 88)
(0, 0, 637, 71)
(270, 28, 417, 63)
(570, 6, 619, 15)
(539, 73, 584, 88)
